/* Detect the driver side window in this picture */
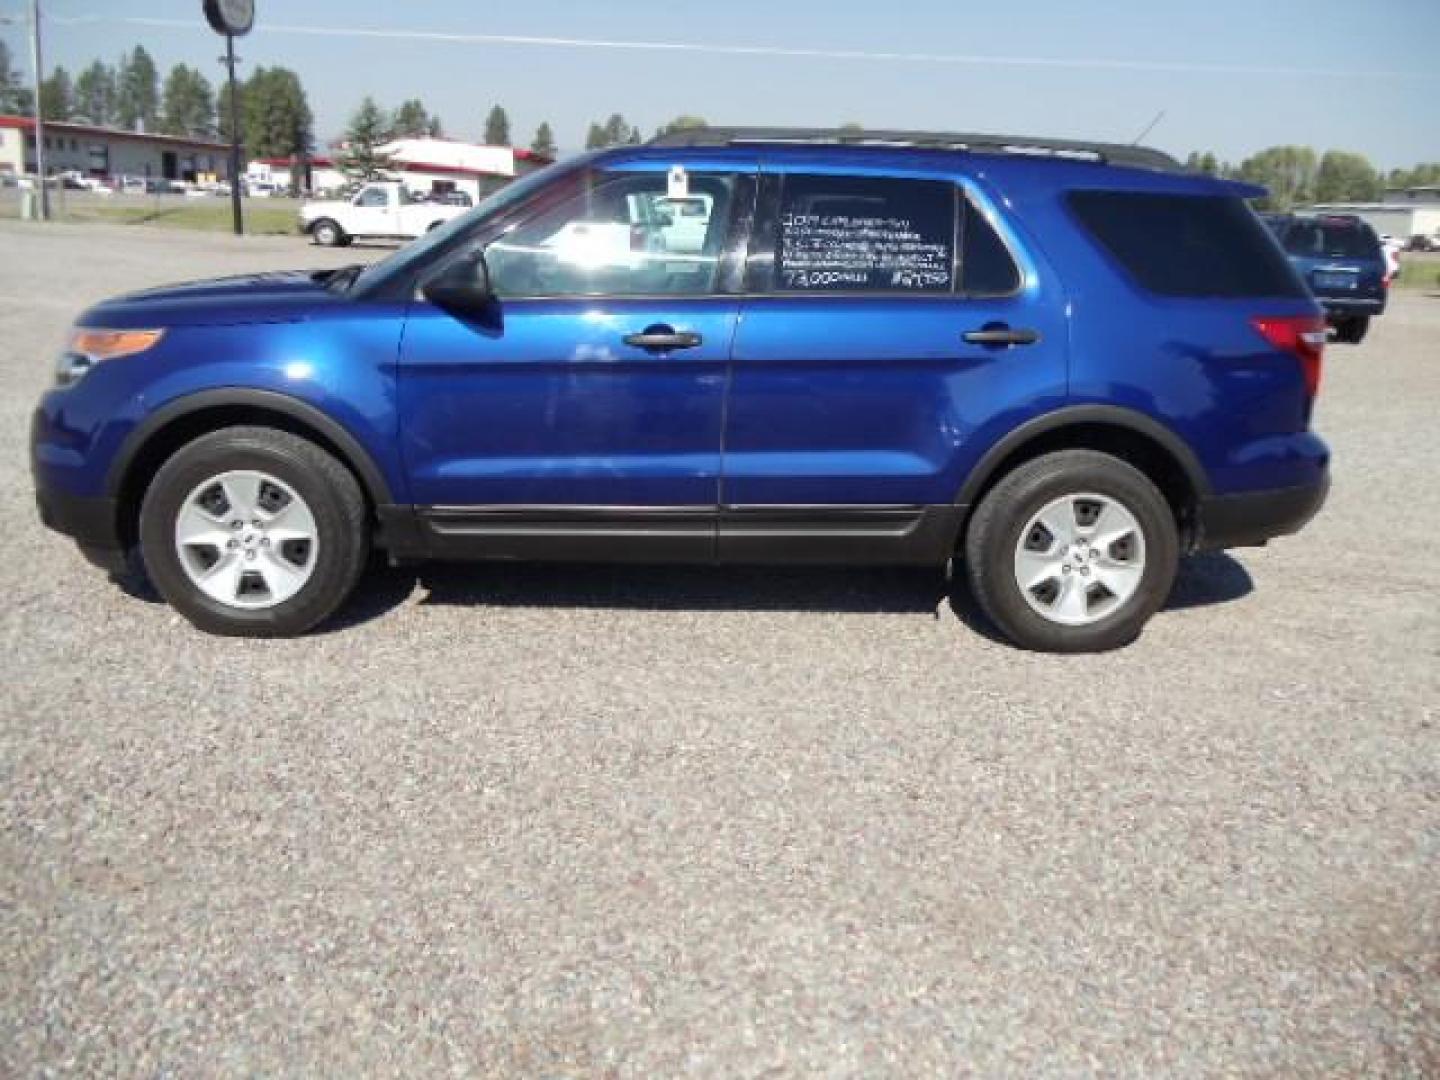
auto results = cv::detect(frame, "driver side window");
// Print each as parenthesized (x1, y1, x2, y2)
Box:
(485, 170, 739, 298)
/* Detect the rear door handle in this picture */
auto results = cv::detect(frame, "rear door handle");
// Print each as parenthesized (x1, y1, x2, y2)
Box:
(962, 326, 1040, 347)
(623, 329, 703, 351)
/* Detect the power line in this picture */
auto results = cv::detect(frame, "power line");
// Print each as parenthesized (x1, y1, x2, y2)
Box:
(42, 15, 1439, 82)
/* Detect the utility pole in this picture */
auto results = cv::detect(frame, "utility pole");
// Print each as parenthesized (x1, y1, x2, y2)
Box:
(29, 0, 48, 219)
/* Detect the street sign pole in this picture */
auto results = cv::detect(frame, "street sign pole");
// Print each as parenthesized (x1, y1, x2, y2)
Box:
(223, 34, 243, 235)
(203, 0, 256, 236)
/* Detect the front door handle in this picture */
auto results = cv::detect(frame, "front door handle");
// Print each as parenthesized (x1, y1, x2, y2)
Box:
(623, 328, 703, 351)
(962, 326, 1040, 347)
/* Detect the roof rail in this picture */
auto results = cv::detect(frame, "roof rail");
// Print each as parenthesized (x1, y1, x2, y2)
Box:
(646, 126, 1183, 173)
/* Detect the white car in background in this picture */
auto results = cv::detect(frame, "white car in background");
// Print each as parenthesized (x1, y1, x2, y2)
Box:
(299, 181, 467, 246)
(1378, 234, 1404, 281)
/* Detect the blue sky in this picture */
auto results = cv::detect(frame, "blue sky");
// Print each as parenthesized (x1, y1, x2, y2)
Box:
(5, 0, 1437, 166)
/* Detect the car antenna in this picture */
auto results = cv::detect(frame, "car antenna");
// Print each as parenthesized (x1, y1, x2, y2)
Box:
(1130, 109, 1167, 146)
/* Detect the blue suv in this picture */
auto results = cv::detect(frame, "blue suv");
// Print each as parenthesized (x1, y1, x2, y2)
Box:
(31, 128, 1330, 651)
(1263, 212, 1389, 344)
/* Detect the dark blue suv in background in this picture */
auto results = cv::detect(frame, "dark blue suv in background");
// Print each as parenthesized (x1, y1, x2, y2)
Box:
(1264, 212, 1389, 343)
(31, 128, 1330, 652)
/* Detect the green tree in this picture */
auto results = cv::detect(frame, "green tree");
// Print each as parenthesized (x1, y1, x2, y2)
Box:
(241, 66, 313, 160)
(0, 40, 34, 116)
(1184, 150, 1221, 177)
(838, 121, 865, 134)
(530, 121, 556, 158)
(73, 60, 116, 126)
(484, 104, 510, 145)
(160, 64, 215, 138)
(339, 95, 393, 180)
(40, 66, 73, 121)
(390, 98, 432, 139)
(589, 113, 636, 148)
(655, 115, 707, 138)
(1314, 150, 1381, 203)
(1237, 146, 1318, 210)
(427, 115, 443, 137)
(115, 45, 159, 131)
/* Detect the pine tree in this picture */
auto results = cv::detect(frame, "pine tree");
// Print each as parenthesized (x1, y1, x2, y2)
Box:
(530, 121, 557, 158)
(391, 99, 432, 139)
(40, 66, 73, 122)
(74, 60, 116, 126)
(484, 104, 511, 146)
(115, 45, 159, 131)
(0, 40, 34, 116)
(340, 96, 393, 180)
(160, 64, 216, 138)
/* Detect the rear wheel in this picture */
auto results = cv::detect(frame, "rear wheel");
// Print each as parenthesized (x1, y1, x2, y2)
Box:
(311, 218, 345, 247)
(1333, 316, 1369, 345)
(964, 450, 1179, 652)
(139, 427, 368, 637)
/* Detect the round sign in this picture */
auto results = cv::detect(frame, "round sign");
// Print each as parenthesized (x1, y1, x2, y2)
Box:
(204, 0, 254, 37)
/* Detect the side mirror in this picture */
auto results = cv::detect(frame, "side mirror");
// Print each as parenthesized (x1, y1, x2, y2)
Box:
(421, 250, 497, 321)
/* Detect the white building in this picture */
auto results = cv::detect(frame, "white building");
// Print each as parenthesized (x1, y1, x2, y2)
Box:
(0, 114, 231, 182)
(251, 137, 551, 199)
(1310, 187, 1440, 241)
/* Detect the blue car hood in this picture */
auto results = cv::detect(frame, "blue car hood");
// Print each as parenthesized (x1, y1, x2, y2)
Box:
(81, 269, 345, 328)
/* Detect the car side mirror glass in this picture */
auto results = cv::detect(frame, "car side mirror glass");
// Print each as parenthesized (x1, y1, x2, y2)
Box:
(421, 250, 497, 321)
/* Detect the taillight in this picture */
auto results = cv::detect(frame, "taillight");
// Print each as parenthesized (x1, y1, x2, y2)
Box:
(1252, 315, 1325, 399)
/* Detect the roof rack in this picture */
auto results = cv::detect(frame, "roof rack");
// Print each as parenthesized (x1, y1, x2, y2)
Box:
(647, 126, 1183, 173)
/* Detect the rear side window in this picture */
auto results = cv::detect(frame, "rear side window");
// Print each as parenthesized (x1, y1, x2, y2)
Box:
(1281, 218, 1380, 260)
(775, 175, 955, 293)
(1069, 191, 1305, 299)
(962, 207, 1021, 296)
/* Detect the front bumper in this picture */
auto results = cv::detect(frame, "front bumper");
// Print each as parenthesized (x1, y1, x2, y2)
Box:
(1194, 472, 1330, 550)
(34, 484, 126, 572)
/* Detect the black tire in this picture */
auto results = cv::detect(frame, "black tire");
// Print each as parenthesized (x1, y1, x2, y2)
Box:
(1333, 316, 1369, 345)
(963, 450, 1179, 653)
(139, 426, 368, 637)
(311, 218, 344, 247)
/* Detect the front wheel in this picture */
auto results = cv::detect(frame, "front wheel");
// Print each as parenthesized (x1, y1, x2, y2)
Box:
(963, 450, 1179, 652)
(139, 427, 369, 637)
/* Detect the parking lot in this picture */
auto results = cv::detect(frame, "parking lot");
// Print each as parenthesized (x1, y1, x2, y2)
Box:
(1, 220, 1436, 1073)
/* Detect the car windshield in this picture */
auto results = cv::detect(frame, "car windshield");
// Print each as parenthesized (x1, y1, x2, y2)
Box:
(349, 160, 583, 295)
(1282, 219, 1379, 259)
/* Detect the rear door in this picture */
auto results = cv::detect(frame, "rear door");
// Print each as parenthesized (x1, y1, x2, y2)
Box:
(720, 163, 1068, 562)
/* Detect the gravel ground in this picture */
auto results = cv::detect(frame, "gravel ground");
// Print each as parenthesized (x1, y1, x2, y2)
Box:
(1, 221, 1437, 1076)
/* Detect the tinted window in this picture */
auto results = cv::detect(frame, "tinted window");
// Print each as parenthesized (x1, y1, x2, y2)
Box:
(962, 203, 1021, 295)
(1281, 218, 1380, 260)
(485, 170, 738, 297)
(1069, 191, 1305, 298)
(775, 175, 955, 293)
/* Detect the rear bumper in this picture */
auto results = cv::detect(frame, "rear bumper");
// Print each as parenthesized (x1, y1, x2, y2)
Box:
(1318, 296, 1385, 318)
(1195, 472, 1329, 550)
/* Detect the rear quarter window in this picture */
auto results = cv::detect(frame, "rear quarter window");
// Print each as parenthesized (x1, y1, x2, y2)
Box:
(1069, 191, 1305, 299)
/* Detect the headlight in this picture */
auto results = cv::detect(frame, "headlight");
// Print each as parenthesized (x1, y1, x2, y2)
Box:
(55, 328, 165, 387)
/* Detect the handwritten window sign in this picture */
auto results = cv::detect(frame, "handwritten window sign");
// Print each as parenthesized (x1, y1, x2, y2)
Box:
(776, 175, 955, 293)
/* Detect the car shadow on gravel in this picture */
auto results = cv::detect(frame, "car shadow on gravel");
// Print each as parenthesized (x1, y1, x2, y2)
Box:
(323, 551, 1253, 636)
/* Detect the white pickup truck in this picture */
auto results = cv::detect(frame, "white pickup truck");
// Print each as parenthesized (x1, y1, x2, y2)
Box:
(300, 181, 468, 247)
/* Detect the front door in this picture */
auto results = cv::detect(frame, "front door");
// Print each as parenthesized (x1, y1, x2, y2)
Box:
(398, 162, 754, 560)
(721, 167, 1069, 562)
(350, 185, 394, 235)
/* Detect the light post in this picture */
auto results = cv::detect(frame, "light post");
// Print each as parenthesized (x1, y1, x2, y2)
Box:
(203, 0, 255, 236)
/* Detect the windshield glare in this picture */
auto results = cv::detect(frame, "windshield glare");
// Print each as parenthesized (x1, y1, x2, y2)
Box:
(350, 160, 582, 295)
